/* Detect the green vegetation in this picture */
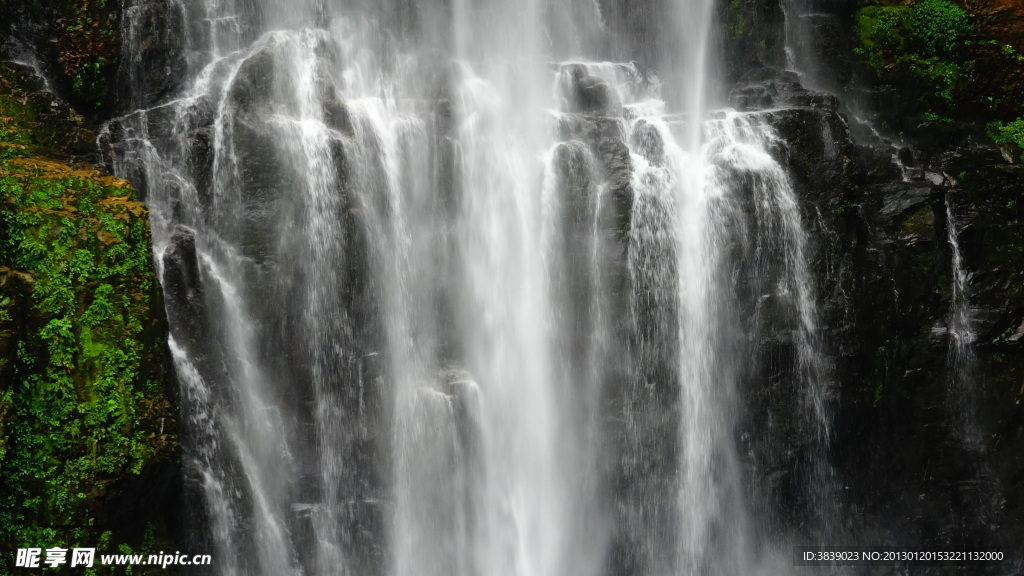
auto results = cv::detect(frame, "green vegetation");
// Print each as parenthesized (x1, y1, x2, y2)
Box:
(855, 0, 972, 117)
(833, 200, 858, 216)
(988, 118, 1024, 161)
(913, 0, 970, 58)
(0, 63, 176, 574)
(854, 0, 1024, 154)
(57, 0, 119, 109)
(727, 0, 746, 37)
(900, 206, 936, 239)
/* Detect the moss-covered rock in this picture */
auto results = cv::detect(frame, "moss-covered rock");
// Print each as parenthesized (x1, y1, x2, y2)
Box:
(0, 62, 178, 574)
(1, 0, 122, 115)
(0, 64, 97, 158)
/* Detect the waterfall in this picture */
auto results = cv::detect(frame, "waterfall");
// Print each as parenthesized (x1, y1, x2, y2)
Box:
(104, 0, 836, 574)
(944, 196, 980, 447)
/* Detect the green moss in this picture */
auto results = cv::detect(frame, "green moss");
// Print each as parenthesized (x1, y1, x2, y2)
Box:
(900, 206, 936, 238)
(833, 200, 858, 216)
(0, 60, 176, 574)
(725, 0, 747, 38)
(856, 5, 913, 72)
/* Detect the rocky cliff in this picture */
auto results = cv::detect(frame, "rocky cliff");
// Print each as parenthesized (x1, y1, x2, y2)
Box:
(721, 0, 1024, 563)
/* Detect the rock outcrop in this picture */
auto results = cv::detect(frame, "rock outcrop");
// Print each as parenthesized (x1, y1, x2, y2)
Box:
(0, 61, 179, 574)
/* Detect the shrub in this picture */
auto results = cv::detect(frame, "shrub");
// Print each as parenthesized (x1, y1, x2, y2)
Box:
(854, 0, 973, 117)
(988, 118, 1024, 161)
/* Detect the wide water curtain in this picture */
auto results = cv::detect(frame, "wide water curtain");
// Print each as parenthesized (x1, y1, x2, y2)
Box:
(108, 0, 833, 575)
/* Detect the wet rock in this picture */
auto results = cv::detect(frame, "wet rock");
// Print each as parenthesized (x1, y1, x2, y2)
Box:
(597, 136, 632, 199)
(558, 64, 623, 117)
(898, 147, 916, 167)
(630, 119, 665, 167)
(730, 67, 839, 112)
(161, 225, 205, 344)
(879, 184, 936, 224)
(760, 105, 856, 201)
(229, 48, 276, 121)
(718, 0, 787, 85)
(119, 0, 188, 109)
(904, 166, 926, 181)
(323, 96, 354, 136)
(556, 113, 625, 144)
(729, 67, 788, 110)
(782, 100, 1024, 555)
(731, 82, 778, 110)
(855, 143, 903, 185)
(0, 63, 96, 157)
(787, 12, 853, 91)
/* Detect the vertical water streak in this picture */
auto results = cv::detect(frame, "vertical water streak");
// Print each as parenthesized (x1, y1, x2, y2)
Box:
(945, 196, 980, 447)
(541, 140, 613, 576)
(168, 337, 241, 576)
(447, 37, 564, 576)
(705, 111, 837, 548)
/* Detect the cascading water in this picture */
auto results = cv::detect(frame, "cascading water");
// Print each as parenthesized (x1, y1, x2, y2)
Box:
(103, 0, 837, 574)
(944, 196, 980, 447)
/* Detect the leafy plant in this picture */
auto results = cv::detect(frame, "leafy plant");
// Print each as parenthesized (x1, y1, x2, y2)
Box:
(854, 0, 973, 118)
(914, 0, 971, 58)
(988, 118, 1024, 161)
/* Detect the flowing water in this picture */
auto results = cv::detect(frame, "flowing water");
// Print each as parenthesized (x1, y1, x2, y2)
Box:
(944, 196, 980, 448)
(104, 0, 834, 574)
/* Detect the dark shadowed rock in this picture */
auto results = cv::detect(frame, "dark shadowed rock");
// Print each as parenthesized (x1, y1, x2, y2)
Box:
(162, 225, 205, 343)
(730, 67, 839, 112)
(630, 119, 665, 167)
(558, 64, 623, 117)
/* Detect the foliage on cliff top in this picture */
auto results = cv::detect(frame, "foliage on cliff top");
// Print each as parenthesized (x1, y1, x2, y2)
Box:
(855, 0, 972, 114)
(854, 0, 1024, 139)
(0, 62, 178, 574)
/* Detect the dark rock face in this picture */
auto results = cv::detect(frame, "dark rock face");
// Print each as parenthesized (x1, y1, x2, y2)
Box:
(713, 0, 1024, 542)
(1, 0, 123, 114)
(1, 0, 190, 119)
(558, 64, 625, 116)
(729, 67, 840, 113)
(719, 0, 788, 86)
(0, 63, 98, 156)
(746, 77, 1024, 560)
(162, 225, 206, 345)
(726, 0, 1024, 556)
(119, 0, 189, 109)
